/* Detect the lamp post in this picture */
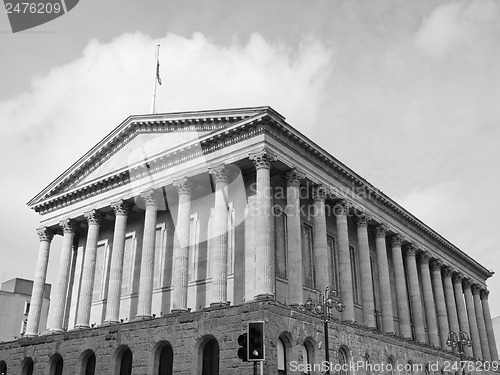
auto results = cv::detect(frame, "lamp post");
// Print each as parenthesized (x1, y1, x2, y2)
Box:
(304, 287, 345, 374)
(446, 331, 472, 362)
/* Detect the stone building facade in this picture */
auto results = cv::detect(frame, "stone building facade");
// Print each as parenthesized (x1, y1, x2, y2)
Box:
(0, 106, 498, 374)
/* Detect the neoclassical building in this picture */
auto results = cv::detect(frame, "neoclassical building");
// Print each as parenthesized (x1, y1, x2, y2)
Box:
(0, 106, 498, 374)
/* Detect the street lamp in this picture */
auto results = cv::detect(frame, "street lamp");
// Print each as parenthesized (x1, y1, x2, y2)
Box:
(446, 331, 472, 361)
(304, 287, 345, 374)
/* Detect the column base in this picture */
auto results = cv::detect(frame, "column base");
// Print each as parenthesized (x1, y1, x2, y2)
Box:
(254, 293, 275, 301)
(99, 320, 120, 326)
(72, 324, 90, 330)
(23, 333, 38, 338)
(133, 314, 152, 321)
(40, 329, 64, 335)
(170, 308, 190, 314)
(209, 301, 230, 309)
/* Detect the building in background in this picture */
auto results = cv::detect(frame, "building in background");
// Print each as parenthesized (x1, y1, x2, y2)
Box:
(0, 278, 50, 342)
(0, 106, 498, 374)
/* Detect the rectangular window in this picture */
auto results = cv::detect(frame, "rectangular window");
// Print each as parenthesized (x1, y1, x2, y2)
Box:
(350, 245, 360, 304)
(153, 224, 166, 289)
(301, 223, 314, 288)
(93, 241, 109, 302)
(121, 233, 136, 295)
(327, 236, 338, 291)
(275, 208, 287, 279)
(23, 301, 30, 315)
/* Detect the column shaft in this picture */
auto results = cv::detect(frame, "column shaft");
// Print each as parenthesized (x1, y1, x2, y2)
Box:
(335, 200, 354, 322)
(391, 235, 412, 339)
(209, 165, 230, 306)
(136, 190, 159, 319)
(286, 170, 304, 305)
(104, 201, 130, 324)
(375, 225, 394, 333)
(313, 186, 329, 292)
(430, 260, 450, 349)
(419, 253, 439, 347)
(172, 178, 192, 311)
(75, 210, 101, 328)
(356, 215, 375, 329)
(25, 227, 53, 337)
(63, 242, 78, 330)
(463, 281, 482, 358)
(473, 286, 491, 360)
(405, 245, 426, 343)
(46, 220, 77, 332)
(453, 273, 472, 357)
(250, 148, 277, 300)
(443, 268, 460, 346)
(481, 290, 499, 361)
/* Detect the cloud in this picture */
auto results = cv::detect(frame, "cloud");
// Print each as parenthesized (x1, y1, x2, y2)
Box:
(0, 31, 332, 286)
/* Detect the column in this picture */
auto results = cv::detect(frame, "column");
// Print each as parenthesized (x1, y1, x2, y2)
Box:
(419, 252, 439, 347)
(335, 199, 354, 322)
(249, 148, 277, 300)
(405, 244, 426, 343)
(463, 279, 482, 358)
(430, 259, 450, 349)
(209, 164, 230, 307)
(443, 267, 460, 347)
(63, 236, 79, 330)
(136, 190, 159, 319)
(391, 234, 412, 339)
(171, 177, 192, 311)
(356, 214, 375, 329)
(46, 219, 78, 332)
(452, 273, 472, 357)
(481, 289, 499, 361)
(473, 285, 491, 360)
(312, 185, 329, 292)
(25, 227, 53, 337)
(74, 210, 102, 329)
(286, 168, 305, 305)
(375, 224, 394, 333)
(103, 200, 131, 324)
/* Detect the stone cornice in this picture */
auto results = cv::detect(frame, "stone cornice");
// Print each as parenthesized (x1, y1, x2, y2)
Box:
(27, 106, 492, 281)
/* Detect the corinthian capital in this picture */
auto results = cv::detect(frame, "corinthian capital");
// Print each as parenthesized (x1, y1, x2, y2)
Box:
(59, 219, 78, 234)
(462, 278, 472, 289)
(84, 210, 102, 226)
(480, 289, 490, 300)
(419, 251, 430, 264)
(312, 185, 328, 201)
(249, 147, 277, 170)
(391, 234, 404, 248)
(452, 272, 464, 284)
(429, 259, 443, 271)
(173, 177, 193, 196)
(286, 168, 305, 187)
(356, 214, 370, 228)
(111, 200, 133, 216)
(334, 199, 350, 216)
(209, 164, 230, 184)
(471, 284, 482, 295)
(37, 227, 54, 242)
(405, 243, 418, 257)
(140, 189, 158, 207)
(442, 266, 454, 277)
(374, 224, 389, 239)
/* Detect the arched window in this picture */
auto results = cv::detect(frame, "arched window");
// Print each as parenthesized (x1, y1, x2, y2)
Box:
(154, 342, 173, 375)
(338, 347, 348, 375)
(201, 338, 219, 375)
(81, 350, 96, 375)
(49, 354, 63, 375)
(0, 360, 6, 375)
(115, 347, 133, 375)
(299, 345, 310, 375)
(21, 358, 33, 375)
(277, 338, 286, 375)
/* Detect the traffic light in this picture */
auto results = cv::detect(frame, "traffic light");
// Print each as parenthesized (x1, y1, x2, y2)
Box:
(237, 332, 248, 362)
(247, 321, 265, 361)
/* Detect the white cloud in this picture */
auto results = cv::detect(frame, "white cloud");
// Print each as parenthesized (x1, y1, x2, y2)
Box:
(0, 31, 332, 286)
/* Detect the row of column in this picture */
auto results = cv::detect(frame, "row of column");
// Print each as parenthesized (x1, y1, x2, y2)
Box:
(26, 149, 278, 335)
(283, 167, 498, 361)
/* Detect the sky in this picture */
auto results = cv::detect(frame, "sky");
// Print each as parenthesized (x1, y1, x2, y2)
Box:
(0, 0, 499, 320)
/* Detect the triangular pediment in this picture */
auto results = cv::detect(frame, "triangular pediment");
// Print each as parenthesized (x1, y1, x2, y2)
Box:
(28, 106, 280, 209)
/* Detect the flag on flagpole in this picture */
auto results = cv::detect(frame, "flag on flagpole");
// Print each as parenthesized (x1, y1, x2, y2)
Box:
(156, 60, 162, 85)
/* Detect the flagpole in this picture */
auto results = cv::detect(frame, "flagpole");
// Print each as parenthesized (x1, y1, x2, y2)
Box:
(151, 42, 160, 114)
